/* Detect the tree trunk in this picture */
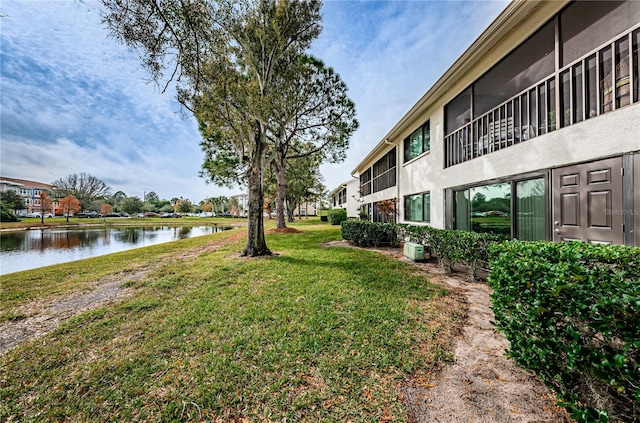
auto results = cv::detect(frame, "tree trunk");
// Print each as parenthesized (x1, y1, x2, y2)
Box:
(286, 198, 295, 223)
(275, 152, 287, 229)
(243, 135, 271, 257)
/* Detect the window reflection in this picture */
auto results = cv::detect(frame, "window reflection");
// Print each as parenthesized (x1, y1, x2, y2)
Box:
(470, 183, 511, 236)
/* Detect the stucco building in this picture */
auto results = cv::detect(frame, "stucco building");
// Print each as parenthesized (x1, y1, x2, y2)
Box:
(346, 0, 639, 245)
(0, 176, 58, 215)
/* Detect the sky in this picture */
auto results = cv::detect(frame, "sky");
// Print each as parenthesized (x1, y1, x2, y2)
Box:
(0, 0, 508, 204)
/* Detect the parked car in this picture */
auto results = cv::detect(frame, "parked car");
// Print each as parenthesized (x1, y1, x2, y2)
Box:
(76, 211, 100, 218)
(23, 212, 53, 218)
(143, 212, 158, 217)
(159, 212, 181, 218)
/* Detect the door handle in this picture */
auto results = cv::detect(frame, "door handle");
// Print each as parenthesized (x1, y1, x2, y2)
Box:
(554, 229, 560, 234)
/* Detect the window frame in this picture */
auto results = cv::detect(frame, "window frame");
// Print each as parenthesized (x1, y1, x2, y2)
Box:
(404, 192, 431, 222)
(372, 147, 397, 193)
(403, 120, 431, 163)
(449, 171, 548, 240)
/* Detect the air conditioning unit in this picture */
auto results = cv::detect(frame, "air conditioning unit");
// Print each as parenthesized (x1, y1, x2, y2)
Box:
(403, 242, 425, 261)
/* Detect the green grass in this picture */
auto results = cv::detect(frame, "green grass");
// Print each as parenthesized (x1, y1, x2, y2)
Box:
(0, 221, 463, 422)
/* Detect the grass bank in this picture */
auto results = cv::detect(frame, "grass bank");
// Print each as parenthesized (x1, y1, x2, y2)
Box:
(1, 220, 463, 421)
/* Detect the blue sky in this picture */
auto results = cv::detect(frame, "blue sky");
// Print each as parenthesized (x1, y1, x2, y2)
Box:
(0, 0, 507, 204)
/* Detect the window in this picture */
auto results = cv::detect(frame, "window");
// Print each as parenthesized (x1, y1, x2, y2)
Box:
(404, 121, 430, 162)
(453, 177, 547, 240)
(474, 20, 555, 118)
(372, 147, 396, 193)
(445, 87, 471, 135)
(404, 192, 430, 222)
(338, 188, 347, 205)
(360, 169, 372, 196)
(516, 178, 546, 241)
(470, 183, 511, 237)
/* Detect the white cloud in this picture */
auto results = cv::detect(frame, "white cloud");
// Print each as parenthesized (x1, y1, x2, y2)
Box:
(1, 0, 508, 204)
(314, 0, 508, 191)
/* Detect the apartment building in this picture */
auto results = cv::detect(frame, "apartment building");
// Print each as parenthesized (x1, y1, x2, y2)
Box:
(329, 179, 361, 219)
(0, 176, 57, 214)
(350, 0, 639, 245)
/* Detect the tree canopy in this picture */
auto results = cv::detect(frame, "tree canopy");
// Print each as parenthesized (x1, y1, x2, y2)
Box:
(101, 0, 345, 256)
(0, 190, 26, 222)
(51, 173, 111, 211)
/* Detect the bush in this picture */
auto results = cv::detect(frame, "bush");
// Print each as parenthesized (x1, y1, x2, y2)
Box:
(488, 241, 640, 423)
(341, 221, 400, 247)
(341, 222, 502, 278)
(327, 208, 347, 225)
(0, 208, 19, 222)
(397, 224, 504, 279)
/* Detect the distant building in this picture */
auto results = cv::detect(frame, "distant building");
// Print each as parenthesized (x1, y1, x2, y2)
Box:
(0, 176, 58, 214)
(329, 178, 361, 219)
(291, 201, 318, 218)
(230, 193, 248, 217)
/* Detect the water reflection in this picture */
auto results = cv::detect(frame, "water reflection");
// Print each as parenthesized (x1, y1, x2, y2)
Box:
(0, 226, 230, 276)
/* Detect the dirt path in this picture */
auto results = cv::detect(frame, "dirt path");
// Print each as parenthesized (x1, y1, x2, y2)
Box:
(0, 270, 145, 354)
(403, 262, 570, 422)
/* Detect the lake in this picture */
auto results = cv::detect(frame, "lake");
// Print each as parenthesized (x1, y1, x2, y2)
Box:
(0, 225, 231, 276)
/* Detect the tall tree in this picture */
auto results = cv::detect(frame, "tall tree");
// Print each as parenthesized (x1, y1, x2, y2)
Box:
(102, 0, 323, 256)
(109, 190, 127, 211)
(120, 197, 144, 215)
(268, 56, 357, 229)
(146, 191, 160, 205)
(59, 195, 81, 222)
(51, 173, 111, 211)
(284, 156, 325, 223)
(175, 198, 193, 213)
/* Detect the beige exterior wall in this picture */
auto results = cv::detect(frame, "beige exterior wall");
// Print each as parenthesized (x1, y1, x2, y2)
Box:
(344, 178, 361, 218)
(352, 0, 639, 233)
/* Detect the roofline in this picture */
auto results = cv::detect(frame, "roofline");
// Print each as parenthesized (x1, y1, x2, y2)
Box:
(352, 0, 568, 175)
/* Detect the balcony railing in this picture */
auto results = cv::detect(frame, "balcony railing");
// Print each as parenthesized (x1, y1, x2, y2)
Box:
(445, 26, 639, 168)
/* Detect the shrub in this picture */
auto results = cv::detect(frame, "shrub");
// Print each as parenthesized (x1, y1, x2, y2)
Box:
(327, 208, 347, 225)
(397, 224, 503, 279)
(0, 208, 19, 222)
(341, 221, 399, 247)
(488, 241, 640, 423)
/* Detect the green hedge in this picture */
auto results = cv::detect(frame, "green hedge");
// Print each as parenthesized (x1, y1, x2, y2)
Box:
(488, 241, 640, 423)
(340, 221, 400, 247)
(327, 208, 347, 225)
(340, 221, 503, 279)
(397, 224, 504, 279)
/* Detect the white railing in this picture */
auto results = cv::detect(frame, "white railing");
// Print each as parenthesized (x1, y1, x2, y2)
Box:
(445, 26, 639, 168)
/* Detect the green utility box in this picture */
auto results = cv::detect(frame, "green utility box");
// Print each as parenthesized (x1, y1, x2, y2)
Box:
(403, 242, 425, 261)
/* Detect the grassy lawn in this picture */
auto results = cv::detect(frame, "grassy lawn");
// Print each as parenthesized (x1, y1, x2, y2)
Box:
(1, 220, 463, 421)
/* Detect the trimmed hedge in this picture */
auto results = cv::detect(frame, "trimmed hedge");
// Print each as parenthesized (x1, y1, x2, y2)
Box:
(488, 241, 640, 423)
(340, 221, 400, 247)
(327, 208, 347, 225)
(340, 221, 503, 279)
(397, 224, 504, 279)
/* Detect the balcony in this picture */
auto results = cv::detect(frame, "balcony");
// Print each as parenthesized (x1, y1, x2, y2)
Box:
(445, 26, 639, 168)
